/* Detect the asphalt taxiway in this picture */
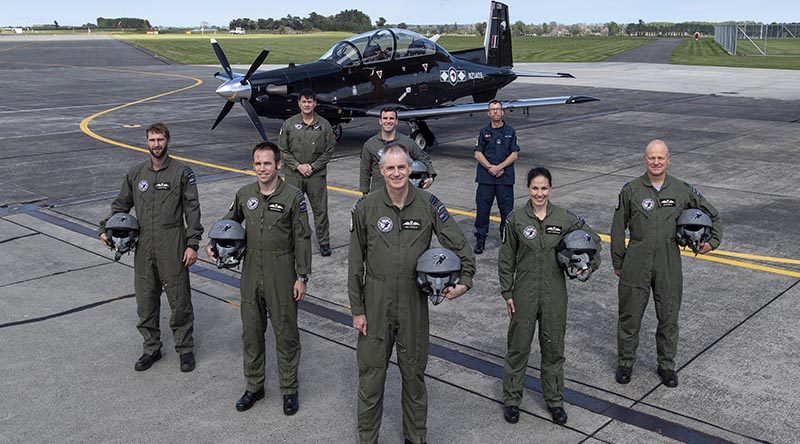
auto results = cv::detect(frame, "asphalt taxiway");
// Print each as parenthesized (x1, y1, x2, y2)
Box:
(1, 35, 799, 444)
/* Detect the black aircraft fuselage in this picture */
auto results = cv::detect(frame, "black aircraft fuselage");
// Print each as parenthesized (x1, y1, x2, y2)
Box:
(211, 2, 593, 146)
(245, 50, 516, 126)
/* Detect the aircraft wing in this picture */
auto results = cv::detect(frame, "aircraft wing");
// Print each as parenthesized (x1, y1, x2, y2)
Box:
(364, 96, 597, 120)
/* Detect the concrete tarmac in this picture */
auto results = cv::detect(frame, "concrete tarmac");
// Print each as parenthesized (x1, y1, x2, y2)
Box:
(1, 35, 799, 444)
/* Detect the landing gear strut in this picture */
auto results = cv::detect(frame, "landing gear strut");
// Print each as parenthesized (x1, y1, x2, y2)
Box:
(409, 121, 436, 150)
(332, 124, 343, 141)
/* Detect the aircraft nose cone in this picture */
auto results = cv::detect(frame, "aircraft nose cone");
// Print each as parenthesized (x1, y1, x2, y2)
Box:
(216, 78, 251, 101)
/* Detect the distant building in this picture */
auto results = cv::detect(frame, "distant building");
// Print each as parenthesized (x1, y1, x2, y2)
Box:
(229, 27, 246, 35)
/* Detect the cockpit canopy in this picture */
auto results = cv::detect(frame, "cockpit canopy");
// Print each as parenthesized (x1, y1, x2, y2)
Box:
(319, 29, 447, 67)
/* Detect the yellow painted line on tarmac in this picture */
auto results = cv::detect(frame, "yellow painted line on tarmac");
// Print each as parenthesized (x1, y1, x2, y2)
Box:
(704, 249, 800, 265)
(78, 70, 254, 176)
(679, 250, 800, 279)
(596, 233, 800, 277)
(79, 69, 800, 281)
(328, 184, 362, 197)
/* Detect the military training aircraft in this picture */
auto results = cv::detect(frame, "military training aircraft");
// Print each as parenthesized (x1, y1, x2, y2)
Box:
(210, 1, 597, 148)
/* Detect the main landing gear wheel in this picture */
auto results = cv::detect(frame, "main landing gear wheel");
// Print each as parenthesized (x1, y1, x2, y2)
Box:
(409, 121, 436, 151)
(411, 130, 427, 150)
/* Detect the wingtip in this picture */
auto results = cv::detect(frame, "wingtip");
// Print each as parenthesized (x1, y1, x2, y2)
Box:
(566, 95, 599, 104)
(210, 38, 218, 44)
(558, 72, 575, 78)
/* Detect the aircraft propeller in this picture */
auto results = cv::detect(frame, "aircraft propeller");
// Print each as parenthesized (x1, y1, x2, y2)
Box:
(210, 38, 270, 141)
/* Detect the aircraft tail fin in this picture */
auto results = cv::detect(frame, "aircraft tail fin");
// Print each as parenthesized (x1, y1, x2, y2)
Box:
(484, 1, 513, 68)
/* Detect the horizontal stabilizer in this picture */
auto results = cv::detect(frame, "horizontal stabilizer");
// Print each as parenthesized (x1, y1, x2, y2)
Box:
(512, 70, 575, 79)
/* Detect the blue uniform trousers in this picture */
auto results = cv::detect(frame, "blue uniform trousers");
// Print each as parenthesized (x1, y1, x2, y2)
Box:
(474, 183, 514, 240)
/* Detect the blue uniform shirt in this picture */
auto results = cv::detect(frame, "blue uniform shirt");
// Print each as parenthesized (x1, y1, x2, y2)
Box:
(474, 122, 520, 185)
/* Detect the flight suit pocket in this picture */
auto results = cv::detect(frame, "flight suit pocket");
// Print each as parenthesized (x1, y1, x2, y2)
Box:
(311, 131, 327, 154)
(357, 334, 386, 369)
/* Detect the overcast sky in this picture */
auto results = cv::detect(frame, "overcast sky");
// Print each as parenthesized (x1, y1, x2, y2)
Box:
(3, 0, 796, 27)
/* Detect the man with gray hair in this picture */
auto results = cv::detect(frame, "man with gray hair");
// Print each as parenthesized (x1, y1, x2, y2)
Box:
(348, 143, 475, 444)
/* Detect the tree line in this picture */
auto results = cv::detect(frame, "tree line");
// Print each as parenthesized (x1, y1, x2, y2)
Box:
(94, 17, 152, 29)
(229, 10, 372, 33)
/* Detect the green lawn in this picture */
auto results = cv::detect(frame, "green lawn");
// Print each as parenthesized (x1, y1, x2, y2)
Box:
(119, 34, 653, 64)
(119, 33, 800, 69)
(120, 33, 350, 64)
(736, 38, 800, 56)
(439, 36, 654, 62)
(670, 38, 800, 70)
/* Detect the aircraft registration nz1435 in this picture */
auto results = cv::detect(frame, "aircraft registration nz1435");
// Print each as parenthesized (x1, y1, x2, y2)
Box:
(210, 1, 597, 148)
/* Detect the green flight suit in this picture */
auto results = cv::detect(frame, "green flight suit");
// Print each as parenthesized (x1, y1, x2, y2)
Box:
(611, 174, 722, 370)
(348, 186, 475, 444)
(359, 133, 436, 194)
(278, 113, 336, 245)
(498, 201, 601, 408)
(100, 156, 203, 356)
(224, 179, 312, 394)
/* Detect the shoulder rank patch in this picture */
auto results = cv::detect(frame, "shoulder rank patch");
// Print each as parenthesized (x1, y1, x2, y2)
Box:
(430, 195, 449, 223)
(184, 166, 196, 186)
(350, 196, 367, 232)
(352, 196, 367, 212)
(566, 209, 585, 224)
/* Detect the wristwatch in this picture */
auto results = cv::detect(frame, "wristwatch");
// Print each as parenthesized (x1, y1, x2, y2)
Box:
(297, 274, 309, 284)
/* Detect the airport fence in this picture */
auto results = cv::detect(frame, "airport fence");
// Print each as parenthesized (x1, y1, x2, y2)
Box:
(715, 23, 800, 56)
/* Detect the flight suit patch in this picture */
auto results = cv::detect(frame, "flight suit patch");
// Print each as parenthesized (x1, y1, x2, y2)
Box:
(313, 125, 321, 131)
(641, 198, 655, 211)
(155, 182, 170, 190)
(436, 204, 449, 222)
(659, 198, 676, 207)
(522, 226, 537, 239)
(299, 201, 307, 213)
(545, 225, 562, 235)
(185, 166, 196, 185)
(377, 216, 393, 233)
(401, 219, 421, 230)
(430, 195, 450, 222)
(268, 203, 285, 212)
(294, 123, 303, 129)
(246, 197, 259, 210)
(138, 180, 149, 192)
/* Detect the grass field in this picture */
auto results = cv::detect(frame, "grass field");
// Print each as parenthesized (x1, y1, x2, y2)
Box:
(671, 39, 800, 70)
(120, 33, 351, 65)
(74, 32, 800, 70)
(736, 38, 800, 57)
(439, 36, 653, 62)
(119, 34, 653, 64)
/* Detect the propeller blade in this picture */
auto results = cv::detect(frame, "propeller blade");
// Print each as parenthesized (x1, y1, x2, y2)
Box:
(240, 99, 268, 141)
(210, 38, 233, 80)
(242, 49, 270, 84)
(211, 101, 235, 130)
